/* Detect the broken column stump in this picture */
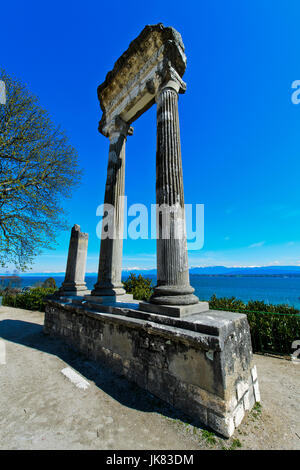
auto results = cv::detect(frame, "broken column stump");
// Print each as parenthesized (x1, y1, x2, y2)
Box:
(57, 224, 89, 296)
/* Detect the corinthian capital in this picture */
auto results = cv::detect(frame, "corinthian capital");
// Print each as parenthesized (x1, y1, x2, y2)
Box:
(100, 116, 134, 139)
(156, 65, 187, 100)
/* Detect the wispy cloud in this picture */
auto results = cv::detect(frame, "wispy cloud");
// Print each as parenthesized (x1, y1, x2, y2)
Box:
(248, 241, 265, 248)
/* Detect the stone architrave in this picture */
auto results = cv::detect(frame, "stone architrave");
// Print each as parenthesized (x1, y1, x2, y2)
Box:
(59, 224, 89, 296)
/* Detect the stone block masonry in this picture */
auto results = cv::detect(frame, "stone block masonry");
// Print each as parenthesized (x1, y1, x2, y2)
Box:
(44, 300, 260, 438)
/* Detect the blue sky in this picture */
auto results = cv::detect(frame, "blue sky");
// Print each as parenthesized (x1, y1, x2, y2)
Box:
(2, 0, 300, 272)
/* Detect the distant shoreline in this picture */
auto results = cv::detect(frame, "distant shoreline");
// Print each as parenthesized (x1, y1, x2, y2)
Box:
(3, 265, 300, 277)
(2, 272, 300, 308)
(4, 273, 300, 279)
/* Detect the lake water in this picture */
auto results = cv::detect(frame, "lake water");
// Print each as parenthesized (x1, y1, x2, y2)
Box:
(9, 273, 300, 309)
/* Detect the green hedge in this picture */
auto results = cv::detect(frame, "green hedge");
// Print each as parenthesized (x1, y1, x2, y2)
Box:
(209, 294, 300, 354)
(2, 287, 56, 312)
(123, 273, 153, 301)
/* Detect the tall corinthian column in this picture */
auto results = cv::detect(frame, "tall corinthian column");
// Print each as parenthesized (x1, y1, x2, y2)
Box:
(92, 117, 132, 298)
(150, 76, 199, 306)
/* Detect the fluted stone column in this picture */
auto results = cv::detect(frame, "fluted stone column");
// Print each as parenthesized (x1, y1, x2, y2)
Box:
(91, 118, 132, 298)
(149, 76, 199, 309)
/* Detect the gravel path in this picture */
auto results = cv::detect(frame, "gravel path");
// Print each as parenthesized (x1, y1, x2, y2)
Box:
(0, 306, 299, 450)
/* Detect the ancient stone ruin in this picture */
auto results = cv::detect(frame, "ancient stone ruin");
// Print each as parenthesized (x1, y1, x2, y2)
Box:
(57, 224, 89, 297)
(44, 23, 260, 438)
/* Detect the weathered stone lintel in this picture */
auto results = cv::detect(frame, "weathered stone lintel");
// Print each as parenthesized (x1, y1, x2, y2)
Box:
(98, 23, 186, 109)
(44, 300, 259, 437)
(98, 40, 186, 136)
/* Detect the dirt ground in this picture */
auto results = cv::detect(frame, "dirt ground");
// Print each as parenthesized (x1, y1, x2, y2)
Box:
(0, 306, 299, 450)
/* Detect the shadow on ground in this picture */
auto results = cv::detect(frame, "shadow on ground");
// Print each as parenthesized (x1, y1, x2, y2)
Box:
(0, 318, 211, 433)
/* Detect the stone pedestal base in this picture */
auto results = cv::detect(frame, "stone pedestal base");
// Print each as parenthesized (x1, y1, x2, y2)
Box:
(84, 293, 134, 306)
(139, 301, 209, 318)
(150, 285, 200, 306)
(44, 299, 260, 438)
(91, 286, 126, 297)
(54, 288, 90, 298)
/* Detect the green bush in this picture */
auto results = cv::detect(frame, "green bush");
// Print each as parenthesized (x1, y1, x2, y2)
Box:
(32, 277, 57, 289)
(123, 273, 154, 301)
(2, 286, 56, 312)
(209, 294, 300, 354)
(41, 277, 57, 289)
(209, 294, 246, 312)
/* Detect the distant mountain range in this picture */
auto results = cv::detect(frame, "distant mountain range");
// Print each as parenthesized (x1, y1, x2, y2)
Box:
(190, 266, 300, 275)
(121, 266, 300, 276)
(126, 266, 300, 276)
(14, 265, 300, 277)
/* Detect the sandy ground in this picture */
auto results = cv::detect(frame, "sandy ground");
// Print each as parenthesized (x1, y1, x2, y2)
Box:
(0, 306, 299, 450)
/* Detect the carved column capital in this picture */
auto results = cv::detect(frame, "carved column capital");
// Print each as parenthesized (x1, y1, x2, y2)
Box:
(100, 116, 134, 140)
(155, 66, 187, 102)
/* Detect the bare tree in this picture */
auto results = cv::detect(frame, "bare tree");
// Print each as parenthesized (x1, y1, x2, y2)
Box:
(0, 69, 82, 270)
